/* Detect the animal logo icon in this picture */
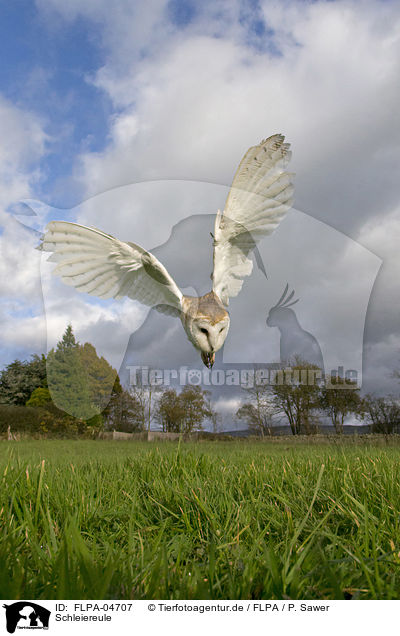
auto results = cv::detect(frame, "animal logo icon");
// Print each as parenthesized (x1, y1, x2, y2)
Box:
(3, 602, 50, 634)
(266, 284, 324, 371)
(188, 369, 202, 385)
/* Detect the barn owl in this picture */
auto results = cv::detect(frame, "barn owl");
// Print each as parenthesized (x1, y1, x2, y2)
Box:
(39, 134, 294, 368)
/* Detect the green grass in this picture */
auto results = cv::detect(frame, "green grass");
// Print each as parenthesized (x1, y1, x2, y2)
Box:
(0, 439, 400, 599)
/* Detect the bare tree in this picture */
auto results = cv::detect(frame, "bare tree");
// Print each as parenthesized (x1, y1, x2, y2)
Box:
(320, 378, 361, 434)
(129, 368, 161, 432)
(155, 385, 211, 433)
(362, 394, 400, 434)
(155, 388, 184, 432)
(237, 382, 275, 436)
(270, 359, 322, 435)
(179, 386, 211, 433)
(206, 398, 222, 434)
(106, 389, 143, 432)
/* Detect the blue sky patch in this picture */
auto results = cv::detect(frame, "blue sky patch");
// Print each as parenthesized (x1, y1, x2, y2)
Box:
(0, 1, 111, 207)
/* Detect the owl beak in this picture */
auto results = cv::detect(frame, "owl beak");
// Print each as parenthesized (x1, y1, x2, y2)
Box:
(201, 352, 215, 368)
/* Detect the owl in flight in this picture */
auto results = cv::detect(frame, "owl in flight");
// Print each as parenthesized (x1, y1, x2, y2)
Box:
(40, 134, 293, 368)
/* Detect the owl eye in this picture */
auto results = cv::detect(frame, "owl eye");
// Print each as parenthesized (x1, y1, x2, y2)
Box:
(219, 327, 225, 333)
(200, 327, 209, 335)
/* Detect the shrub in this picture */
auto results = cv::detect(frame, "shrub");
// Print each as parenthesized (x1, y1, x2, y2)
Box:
(0, 404, 47, 434)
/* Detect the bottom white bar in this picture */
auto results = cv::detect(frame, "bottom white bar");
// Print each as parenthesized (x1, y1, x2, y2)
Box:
(2, 599, 398, 636)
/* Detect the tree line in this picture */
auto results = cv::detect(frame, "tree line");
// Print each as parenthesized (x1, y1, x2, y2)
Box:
(1, 330, 399, 437)
(0, 325, 213, 437)
(237, 360, 400, 435)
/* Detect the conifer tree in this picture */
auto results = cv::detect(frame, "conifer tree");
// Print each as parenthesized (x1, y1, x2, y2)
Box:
(46, 325, 94, 419)
(80, 342, 118, 411)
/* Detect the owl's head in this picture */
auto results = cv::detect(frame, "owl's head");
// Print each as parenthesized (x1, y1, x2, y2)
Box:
(193, 315, 230, 368)
(181, 292, 230, 368)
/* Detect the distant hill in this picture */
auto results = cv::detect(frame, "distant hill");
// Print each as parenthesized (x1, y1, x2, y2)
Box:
(220, 424, 372, 437)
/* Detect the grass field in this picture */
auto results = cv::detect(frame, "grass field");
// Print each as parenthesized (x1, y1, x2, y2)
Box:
(1, 438, 399, 600)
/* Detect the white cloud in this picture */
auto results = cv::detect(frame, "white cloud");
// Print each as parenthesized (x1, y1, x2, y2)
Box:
(0, 96, 48, 363)
(57, 0, 399, 241)
(30, 246, 149, 369)
(0, 223, 42, 300)
(0, 96, 47, 211)
(213, 395, 241, 414)
(34, 0, 400, 237)
(354, 207, 400, 393)
(0, 98, 47, 297)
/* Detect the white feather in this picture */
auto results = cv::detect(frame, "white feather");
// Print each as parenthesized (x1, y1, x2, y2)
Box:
(212, 134, 294, 306)
(40, 221, 183, 311)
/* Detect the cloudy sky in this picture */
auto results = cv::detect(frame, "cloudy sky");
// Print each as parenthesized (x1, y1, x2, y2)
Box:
(1, 0, 400, 420)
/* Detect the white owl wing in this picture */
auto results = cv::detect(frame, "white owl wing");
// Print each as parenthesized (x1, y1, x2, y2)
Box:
(39, 221, 184, 314)
(212, 134, 294, 306)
